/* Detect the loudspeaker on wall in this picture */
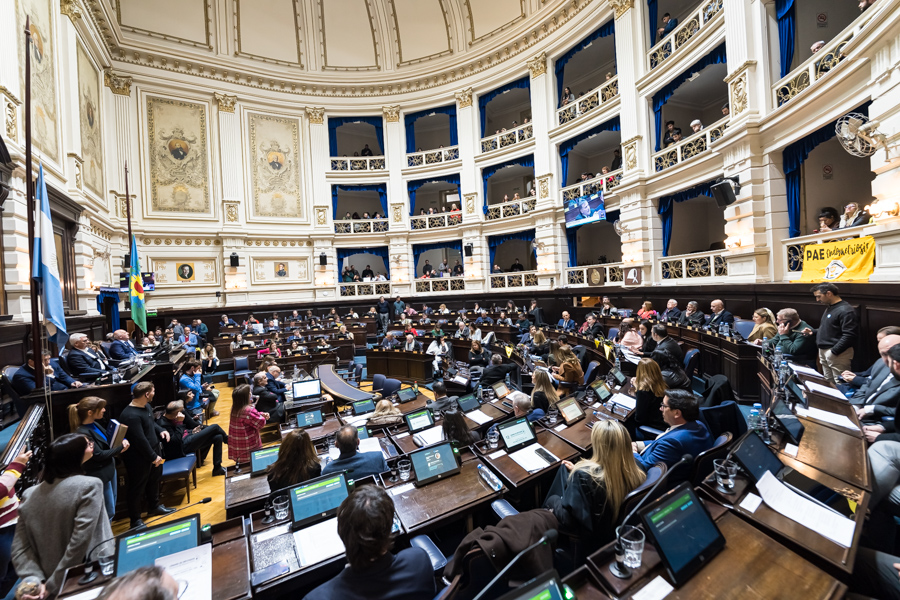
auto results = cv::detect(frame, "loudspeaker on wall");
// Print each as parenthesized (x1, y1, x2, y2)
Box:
(319, 253, 327, 266)
(464, 244, 473, 257)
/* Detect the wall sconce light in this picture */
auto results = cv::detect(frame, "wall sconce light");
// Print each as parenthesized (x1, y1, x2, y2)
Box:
(865, 198, 899, 219)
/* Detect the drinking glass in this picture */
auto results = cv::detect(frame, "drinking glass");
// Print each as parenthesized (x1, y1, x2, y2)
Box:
(398, 459, 412, 481)
(713, 458, 738, 492)
(389, 460, 400, 483)
(617, 525, 645, 569)
(487, 429, 500, 449)
(98, 555, 115, 577)
(326, 433, 336, 449)
(547, 406, 559, 426)
(273, 495, 290, 520)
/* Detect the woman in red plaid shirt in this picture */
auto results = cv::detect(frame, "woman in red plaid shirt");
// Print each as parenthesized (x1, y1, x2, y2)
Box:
(228, 384, 269, 465)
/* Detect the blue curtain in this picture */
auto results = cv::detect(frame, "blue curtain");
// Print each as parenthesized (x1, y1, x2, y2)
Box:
(408, 174, 461, 216)
(404, 105, 458, 154)
(657, 180, 719, 257)
(479, 76, 530, 137)
(482, 154, 535, 214)
(337, 247, 390, 279)
(566, 226, 579, 268)
(555, 20, 615, 102)
(412, 241, 463, 275)
(488, 229, 536, 270)
(332, 184, 388, 219)
(652, 43, 727, 150)
(776, 0, 796, 78)
(96, 290, 120, 331)
(781, 102, 870, 238)
(559, 117, 621, 186)
(648, 0, 658, 46)
(327, 116, 385, 156)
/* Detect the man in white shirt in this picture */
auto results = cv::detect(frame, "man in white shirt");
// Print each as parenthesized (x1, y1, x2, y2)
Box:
(426, 335, 451, 371)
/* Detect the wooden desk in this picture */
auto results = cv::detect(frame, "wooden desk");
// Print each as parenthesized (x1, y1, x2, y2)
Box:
(365, 348, 434, 383)
(280, 416, 342, 442)
(473, 431, 580, 489)
(224, 469, 273, 519)
(317, 364, 374, 403)
(773, 418, 870, 491)
(387, 458, 504, 533)
(579, 510, 845, 600)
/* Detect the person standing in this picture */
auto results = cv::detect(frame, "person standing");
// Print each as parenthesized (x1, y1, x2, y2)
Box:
(70, 397, 129, 522)
(802, 283, 860, 385)
(393, 295, 406, 319)
(376, 296, 391, 334)
(119, 382, 173, 529)
(228, 384, 268, 466)
(0, 449, 30, 598)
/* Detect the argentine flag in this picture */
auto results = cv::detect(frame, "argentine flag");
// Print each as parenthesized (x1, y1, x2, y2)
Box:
(31, 165, 68, 347)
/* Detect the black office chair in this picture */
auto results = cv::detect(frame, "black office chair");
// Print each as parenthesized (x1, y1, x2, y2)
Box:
(372, 374, 386, 394)
(690, 432, 733, 485)
(1, 366, 27, 419)
(411, 536, 499, 600)
(699, 401, 747, 438)
(700, 375, 736, 408)
(683, 349, 700, 384)
(382, 378, 401, 397)
(618, 463, 668, 526)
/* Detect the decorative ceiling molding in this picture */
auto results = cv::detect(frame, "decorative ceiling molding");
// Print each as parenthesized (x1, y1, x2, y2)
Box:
(233, 0, 305, 68)
(214, 92, 237, 113)
(455, 87, 473, 108)
(606, 0, 634, 19)
(306, 107, 325, 124)
(383, 105, 401, 122)
(527, 51, 547, 78)
(61, 0, 83, 22)
(103, 69, 133, 96)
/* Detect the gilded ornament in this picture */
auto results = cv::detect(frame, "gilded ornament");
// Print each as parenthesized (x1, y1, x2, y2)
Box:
(455, 88, 473, 108)
(315, 207, 327, 225)
(225, 203, 239, 222)
(730, 74, 748, 114)
(527, 53, 547, 78)
(213, 92, 237, 113)
(383, 106, 400, 122)
(306, 107, 325, 124)
(60, 0, 83, 21)
(103, 70, 133, 96)
(607, 0, 635, 18)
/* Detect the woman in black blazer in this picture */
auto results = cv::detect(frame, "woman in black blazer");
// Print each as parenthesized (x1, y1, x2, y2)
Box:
(629, 359, 668, 439)
(639, 321, 657, 355)
(69, 397, 128, 521)
(468, 340, 492, 368)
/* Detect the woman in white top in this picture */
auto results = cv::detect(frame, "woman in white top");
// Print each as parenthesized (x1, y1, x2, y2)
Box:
(438, 304, 450, 315)
(200, 344, 219, 384)
(468, 322, 482, 342)
(426, 335, 451, 370)
(230, 334, 255, 351)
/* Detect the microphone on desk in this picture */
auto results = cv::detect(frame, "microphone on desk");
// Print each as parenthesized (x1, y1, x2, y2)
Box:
(472, 529, 558, 600)
(609, 454, 693, 579)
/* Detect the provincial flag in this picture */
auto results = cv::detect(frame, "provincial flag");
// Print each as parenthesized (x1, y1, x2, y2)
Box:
(129, 234, 147, 333)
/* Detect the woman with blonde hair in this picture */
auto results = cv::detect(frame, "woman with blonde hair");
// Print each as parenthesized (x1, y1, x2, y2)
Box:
(630, 358, 668, 437)
(200, 344, 219, 384)
(543, 419, 646, 549)
(469, 339, 491, 368)
(748, 308, 778, 343)
(368, 396, 403, 427)
(531, 329, 549, 356)
(69, 397, 129, 521)
(531, 368, 560, 412)
(550, 345, 584, 396)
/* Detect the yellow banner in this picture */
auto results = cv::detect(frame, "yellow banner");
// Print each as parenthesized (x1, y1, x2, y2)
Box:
(505, 346, 513, 359)
(798, 236, 875, 283)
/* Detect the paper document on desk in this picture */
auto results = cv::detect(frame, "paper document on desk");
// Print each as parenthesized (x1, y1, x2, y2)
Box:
(343, 414, 370, 426)
(620, 350, 641, 365)
(790, 363, 824, 378)
(803, 380, 847, 400)
(756, 471, 855, 547)
(452, 375, 468, 385)
(466, 409, 492, 425)
(795, 406, 859, 431)
(294, 518, 345, 566)
(509, 444, 558, 472)
(359, 437, 383, 455)
(611, 393, 637, 410)
(155, 542, 212, 600)
(416, 426, 444, 447)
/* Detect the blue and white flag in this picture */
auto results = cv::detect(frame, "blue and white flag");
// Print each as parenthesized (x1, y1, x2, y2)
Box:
(31, 165, 68, 347)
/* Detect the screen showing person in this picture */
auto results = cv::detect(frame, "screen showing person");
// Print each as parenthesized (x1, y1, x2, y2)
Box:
(116, 515, 200, 575)
(290, 474, 351, 528)
(565, 193, 606, 228)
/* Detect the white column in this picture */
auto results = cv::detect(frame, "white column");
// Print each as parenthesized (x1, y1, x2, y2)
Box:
(103, 71, 136, 218)
(611, 0, 651, 178)
(455, 88, 480, 221)
(215, 94, 243, 230)
(383, 106, 406, 232)
(528, 52, 554, 190)
(723, 0, 768, 124)
(305, 108, 330, 232)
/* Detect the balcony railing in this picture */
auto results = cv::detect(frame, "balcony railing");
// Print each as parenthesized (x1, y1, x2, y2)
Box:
(783, 226, 867, 273)
(415, 277, 467, 294)
(648, 0, 724, 70)
(410, 213, 463, 230)
(481, 123, 533, 153)
(333, 218, 389, 234)
(565, 263, 625, 286)
(652, 117, 728, 173)
(329, 156, 386, 171)
(561, 170, 623, 203)
(406, 146, 460, 168)
(557, 77, 620, 126)
(339, 281, 392, 297)
(773, 14, 870, 107)
(486, 197, 537, 220)
(660, 250, 728, 280)
(490, 270, 539, 288)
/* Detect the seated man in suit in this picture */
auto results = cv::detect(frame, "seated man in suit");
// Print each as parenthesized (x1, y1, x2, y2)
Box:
(633, 389, 713, 476)
(677, 301, 706, 327)
(475, 310, 494, 326)
(557, 310, 577, 332)
(402, 334, 422, 353)
(251, 372, 284, 423)
(425, 381, 457, 415)
(266, 364, 289, 402)
(480, 353, 519, 387)
(322, 425, 388, 480)
(584, 313, 604, 338)
(853, 337, 900, 440)
(381, 333, 399, 350)
(842, 326, 900, 392)
(645, 325, 684, 366)
(108, 329, 140, 365)
(511, 391, 544, 422)
(157, 400, 228, 477)
(219, 314, 237, 329)
(49, 355, 81, 390)
(11, 350, 82, 397)
(771, 308, 818, 363)
(178, 325, 198, 354)
(660, 299, 682, 322)
(706, 299, 735, 329)
(66, 332, 113, 381)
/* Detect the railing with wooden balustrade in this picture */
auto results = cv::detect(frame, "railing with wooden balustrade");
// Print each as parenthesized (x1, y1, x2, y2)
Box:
(333, 218, 390, 234)
(338, 281, 392, 297)
(485, 196, 537, 221)
(773, 14, 871, 107)
(480, 123, 533, 153)
(410, 212, 463, 230)
(489, 270, 540, 289)
(556, 77, 620, 126)
(415, 277, 467, 294)
(648, 0, 723, 70)
(660, 250, 728, 280)
(406, 146, 460, 168)
(561, 170, 623, 204)
(652, 117, 728, 173)
(329, 156, 386, 171)
(782, 225, 867, 274)
(565, 263, 625, 287)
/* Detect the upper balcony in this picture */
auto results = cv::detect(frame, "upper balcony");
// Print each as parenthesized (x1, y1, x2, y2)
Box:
(406, 146, 460, 169)
(486, 196, 538, 221)
(481, 123, 534, 154)
(648, 0, 724, 71)
(652, 116, 728, 173)
(327, 117, 385, 173)
(556, 77, 620, 128)
(410, 212, 463, 231)
(561, 170, 623, 203)
(329, 156, 386, 172)
(334, 218, 389, 235)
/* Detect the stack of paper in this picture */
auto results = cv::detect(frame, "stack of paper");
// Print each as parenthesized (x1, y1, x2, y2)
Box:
(155, 543, 212, 600)
(294, 518, 345, 566)
(610, 393, 637, 410)
(509, 444, 559, 472)
(359, 437, 383, 455)
(415, 426, 444, 447)
(790, 363, 824, 378)
(803, 380, 847, 400)
(465, 409, 493, 425)
(795, 406, 859, 431)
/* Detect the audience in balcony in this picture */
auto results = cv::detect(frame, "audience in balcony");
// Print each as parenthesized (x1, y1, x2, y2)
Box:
(840, 202, 872, 228)
(492, 265, 504, 274)
(859, 0, 875, 10)
(811, 40, 826, 54)
(360, 144, 374, 156)
(690, 120, 703, 133)
(816, 207, 841, 233)
(611, 149, 622, 170)
(509, 258, 526, 272)
(662, 121, 680, 147)
(452, 261, 464, 276)
(658, 12, 679, 38)
(722, 103, 730, 116)
(561, 86, 575, 107)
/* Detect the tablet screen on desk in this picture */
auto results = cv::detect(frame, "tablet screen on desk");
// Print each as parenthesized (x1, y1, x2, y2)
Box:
(640, 483, 725, 586)
(397, 388, 418, 403)
(497, 417, 536, 453)
(557, 397, 585, 425)
(405, 409, 435, 433)
(608, 366, 627, 386)
(492, 382, 511, 398)
(495, 570, 566, 600)
(411, 442, 460, 486)
(250, 446, 280, 475)
(290, 473, 351, 530)
(589, 380, 612, 402)
(292, 379, 321, 402)
(732, 432, 784, 484)
(356, 426, 370, 439)
(353, 399, 376, 415)
(115, 515, 200, 576)
(296, 409, 324, 428)
(456, 394, 480, 413)
(771, 396, 805, 445)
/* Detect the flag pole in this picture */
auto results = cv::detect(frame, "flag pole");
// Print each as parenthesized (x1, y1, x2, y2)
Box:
(125, 162, 132, 245)
(24, 17, 43, 391)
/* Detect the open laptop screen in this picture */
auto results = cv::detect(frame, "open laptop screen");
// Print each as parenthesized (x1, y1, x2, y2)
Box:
(115, 515, 200, 576)
(292, 379, 321, 401)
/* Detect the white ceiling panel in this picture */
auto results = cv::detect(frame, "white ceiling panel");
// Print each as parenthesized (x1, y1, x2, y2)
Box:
(392, 0, 451, 65)
(322, 0, 379, 69)
(237, 0, 301, 64)
(119, 0, 208, 45)
(465, 0, 524, 44)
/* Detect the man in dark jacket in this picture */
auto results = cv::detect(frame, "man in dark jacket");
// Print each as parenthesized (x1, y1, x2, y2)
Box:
(11, 350, 81, 397)
(480, 354, 518, 387)
(706, 300, 735, 329)
(265, 365, 289, 402)
(771, 308, 818, 362)
(646, 325, 684, 366)
(66, 333, 113, 381)
(157, 400, 228, 476)
(376, 295, 391, 334)
(659, 299, 682, 322)
(252, 372, 285, 423)
(852, 336, 900, 436)
(801, 283, 859, 385)
(677, 302, 706, 327)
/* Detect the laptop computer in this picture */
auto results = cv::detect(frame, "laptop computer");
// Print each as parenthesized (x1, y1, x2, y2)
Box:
(250, 446, 280, 476)
(770, 395, 805, 445)
(639, 483, 726, 586)
(397, 388, 418, 403)
(492, 381, 512, 399)
(410, 442, 461, 487)
(115, 514, 201, 576)
(405, 409, 435, 433)
(291, 379, 321, 402)
(295, 409, 324, 428)
(495, 570, 567, 600)
(456, 393, 481, 413)
(556, 397, 585, 425)
(352, 399, 376, 415)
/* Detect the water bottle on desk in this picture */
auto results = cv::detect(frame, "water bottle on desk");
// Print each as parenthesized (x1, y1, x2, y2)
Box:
(748, 403, 762, 432)
(779, 360, 790, 387)
(477, 464, 502, 491)
(773, 345, 783, 367)
(477, 384, 483, 400)
(614, 354, 622, 373)
(505, 372, 511, 387)
(722, 323, 731, 338)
